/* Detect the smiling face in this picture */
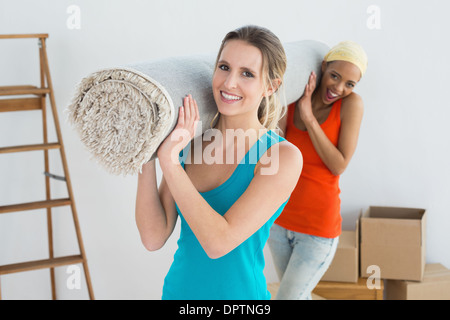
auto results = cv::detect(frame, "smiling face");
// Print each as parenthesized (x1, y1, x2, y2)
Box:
(318, 60, 361, 105)
(212, 39, 268, 121)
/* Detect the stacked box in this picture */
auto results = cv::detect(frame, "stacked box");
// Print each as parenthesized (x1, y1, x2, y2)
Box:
(360, 206, 426, 281)
(314, 206, 448, 300)
(386, 263, 450, 300)
(321, 219, 359, 283)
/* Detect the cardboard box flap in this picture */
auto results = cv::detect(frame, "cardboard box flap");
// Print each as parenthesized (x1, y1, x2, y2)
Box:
(339, 231, 356, 249)
(366, 206, 425, 220)
(423, 271, 450, 281)
(361, 207, 425, 246)
(340, 214, 359, 249)
(420, 263, 450, 282)
(421, 209, 427, 248)
(425, 263, 448, 274)
(355, 216, 359, 247)
(391, 264, 450, 289)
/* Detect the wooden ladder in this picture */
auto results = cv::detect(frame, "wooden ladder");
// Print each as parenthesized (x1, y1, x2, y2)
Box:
(0, 34, 94, 300)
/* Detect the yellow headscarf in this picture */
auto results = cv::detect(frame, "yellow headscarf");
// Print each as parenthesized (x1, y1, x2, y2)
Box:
(324, 41, 368, 77)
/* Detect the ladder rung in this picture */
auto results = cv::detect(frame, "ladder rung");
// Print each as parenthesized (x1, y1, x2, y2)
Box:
(0, 33, 94, 300)
(0, 97, 43, 112)
(0, 34, 49, 40)
(0, 198, 72, 214)
(0, 143, 61, 154)
(0, 85, 35, 91)
(0, 255, 83, 275)
(0, 86, 50, 96)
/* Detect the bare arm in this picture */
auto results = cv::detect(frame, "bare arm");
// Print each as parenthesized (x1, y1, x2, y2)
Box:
(156, 95, 302, 259)
(135, 160, 178, 251)
(160, 141, 302, 259)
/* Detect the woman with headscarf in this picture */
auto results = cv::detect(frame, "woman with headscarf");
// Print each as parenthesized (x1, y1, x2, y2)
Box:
(268, 41, 368, 300)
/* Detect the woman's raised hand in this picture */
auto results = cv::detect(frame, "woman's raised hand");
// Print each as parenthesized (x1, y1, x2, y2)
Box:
(157, 94, 200, 166)
(297, 71, 316, 123)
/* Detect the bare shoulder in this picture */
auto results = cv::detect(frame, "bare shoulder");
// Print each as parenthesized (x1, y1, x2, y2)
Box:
(277, 140, 302, 164)
(341, 92, 364, 119)
(342, 92, 364, 111)
(256, 140, 302, 178)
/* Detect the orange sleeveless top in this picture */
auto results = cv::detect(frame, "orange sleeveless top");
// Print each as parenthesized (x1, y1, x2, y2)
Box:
(275, 99, 342, 238)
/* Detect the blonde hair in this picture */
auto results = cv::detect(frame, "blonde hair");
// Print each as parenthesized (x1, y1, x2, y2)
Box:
(211, 25, 287, 130)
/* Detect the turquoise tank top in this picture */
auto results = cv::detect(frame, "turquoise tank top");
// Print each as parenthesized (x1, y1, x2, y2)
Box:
(162, 130, 288, 300)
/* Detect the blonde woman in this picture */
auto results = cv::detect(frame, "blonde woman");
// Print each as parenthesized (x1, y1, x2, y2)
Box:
(135, 25, 302, 300)
(268, 41, 368, 300)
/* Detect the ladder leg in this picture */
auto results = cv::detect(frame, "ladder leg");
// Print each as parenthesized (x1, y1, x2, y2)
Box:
(40, 39, 56, 300)
(82, 250, 95, 299)
(41, 37, 94, 300)
(46, 209, 56, 299)
(0, 34, 93, 300)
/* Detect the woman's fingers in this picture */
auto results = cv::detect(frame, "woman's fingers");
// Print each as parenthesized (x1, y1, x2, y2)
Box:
(184, 94, 200, 131)
(183, 96, 190, 125)
(193, 96, 200, 122)
(188, 95, 196, 126)
(309, 72, 316, 92)
(158, 96, 199, 162)
(303, 72, 316, 97)
(191, 96, 200, 133)
(177, 106, 185, 128)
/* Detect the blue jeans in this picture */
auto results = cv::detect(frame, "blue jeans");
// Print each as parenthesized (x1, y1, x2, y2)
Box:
(268, 224, 339, 300)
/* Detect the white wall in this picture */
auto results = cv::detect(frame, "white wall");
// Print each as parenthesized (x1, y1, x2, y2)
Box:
(0, 0, 449, 299)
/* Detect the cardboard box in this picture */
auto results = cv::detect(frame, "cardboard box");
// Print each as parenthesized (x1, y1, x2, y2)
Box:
(360, 206, 426, 281)
(321, 219, 359, 283)
(386, 263, 450, 300)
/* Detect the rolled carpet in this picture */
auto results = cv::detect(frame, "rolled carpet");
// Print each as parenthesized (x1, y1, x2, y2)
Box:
(67, 40, 328, 175)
